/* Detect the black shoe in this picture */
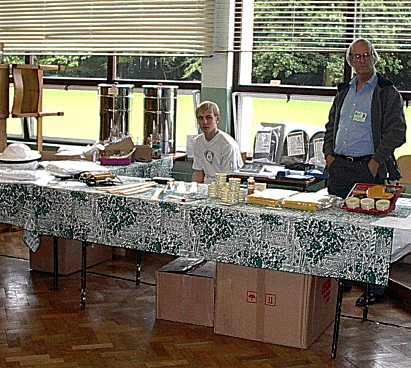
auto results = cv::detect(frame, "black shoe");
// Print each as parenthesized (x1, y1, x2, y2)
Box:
(355, 292, 384, 307)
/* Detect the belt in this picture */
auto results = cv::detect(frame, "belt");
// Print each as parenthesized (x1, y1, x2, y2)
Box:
(335, 154, 372, 162)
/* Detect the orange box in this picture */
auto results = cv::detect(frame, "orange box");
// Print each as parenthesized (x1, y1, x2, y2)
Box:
(30, 236, 112, 275)
(156, 259, 216, 327)
(214, 263, 337, 348)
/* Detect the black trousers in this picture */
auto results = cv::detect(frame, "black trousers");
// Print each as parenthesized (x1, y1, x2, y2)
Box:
(327, 155, 385, 296)
(326, 156, 384, 199)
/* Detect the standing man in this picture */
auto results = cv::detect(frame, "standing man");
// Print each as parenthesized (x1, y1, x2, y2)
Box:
(324, 38, 406, 199)
(323, 38, 407, 306)
(192, 101, 243, 183)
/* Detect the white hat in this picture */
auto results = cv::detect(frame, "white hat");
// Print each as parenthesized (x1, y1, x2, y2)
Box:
(0, 143, 41, 163)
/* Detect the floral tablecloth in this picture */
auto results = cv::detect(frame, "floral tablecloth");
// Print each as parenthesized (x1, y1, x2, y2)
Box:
(106, 157, 173, 178)
(0, 176, 400, 285)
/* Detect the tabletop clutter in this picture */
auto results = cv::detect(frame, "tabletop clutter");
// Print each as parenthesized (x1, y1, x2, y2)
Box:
(206, 171, 405, 215)
(0, 143, 406, 215)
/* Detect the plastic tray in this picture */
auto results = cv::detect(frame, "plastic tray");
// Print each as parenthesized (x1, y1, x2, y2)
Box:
(341, 183, 405, 216)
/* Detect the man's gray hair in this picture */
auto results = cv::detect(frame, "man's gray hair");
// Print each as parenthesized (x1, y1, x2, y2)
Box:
(196, 101, 220, 120)
(345, 38, 379, 67)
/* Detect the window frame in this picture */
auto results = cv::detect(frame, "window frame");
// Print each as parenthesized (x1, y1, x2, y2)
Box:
(232, 0, 411, 102)
(10, 55, 201, 146)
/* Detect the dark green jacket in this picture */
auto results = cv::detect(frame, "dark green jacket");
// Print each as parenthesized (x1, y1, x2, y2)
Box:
(323, 73, 407, 179)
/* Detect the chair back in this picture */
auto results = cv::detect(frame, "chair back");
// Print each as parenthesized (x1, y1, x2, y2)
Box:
(397, 155, 411, 184)
(12, 64, 43, 117)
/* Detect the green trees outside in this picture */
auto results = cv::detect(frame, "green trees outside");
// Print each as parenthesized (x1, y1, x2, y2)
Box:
(252, 51, 409, 87)
(4, 52, 408, 89)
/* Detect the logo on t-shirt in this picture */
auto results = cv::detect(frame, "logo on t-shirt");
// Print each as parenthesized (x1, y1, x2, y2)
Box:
(204, 150, 214, 163)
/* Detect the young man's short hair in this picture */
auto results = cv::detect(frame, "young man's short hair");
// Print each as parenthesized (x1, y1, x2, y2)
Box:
(196, 101, 220, 120)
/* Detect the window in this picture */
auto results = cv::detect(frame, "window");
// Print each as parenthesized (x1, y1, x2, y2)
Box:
(0, 0, 216, 56)
(36, 56, 107, 79)
(117, 56, 201, 82)
(0, 1, 214, 147)
(234, 0, 411, 156)
(235, 0, 411, 87)
(252, 52, 344, 87)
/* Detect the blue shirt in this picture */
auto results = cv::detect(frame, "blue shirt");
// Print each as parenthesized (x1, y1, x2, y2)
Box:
(334, 74, 377, 156)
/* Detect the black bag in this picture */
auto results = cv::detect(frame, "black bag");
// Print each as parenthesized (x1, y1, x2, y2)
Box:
(386, 154, 401, 181)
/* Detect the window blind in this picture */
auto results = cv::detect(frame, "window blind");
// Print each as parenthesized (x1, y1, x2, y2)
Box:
(234, 0, 411, 52)
(0, 0, 215, 56)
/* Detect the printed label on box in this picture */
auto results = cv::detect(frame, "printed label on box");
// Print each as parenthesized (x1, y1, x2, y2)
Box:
(247, 290, 257, 303)
(264, 293, 276, 306)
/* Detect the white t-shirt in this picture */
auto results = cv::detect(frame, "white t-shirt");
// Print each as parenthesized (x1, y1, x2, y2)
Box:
(192, 130, 243, 183)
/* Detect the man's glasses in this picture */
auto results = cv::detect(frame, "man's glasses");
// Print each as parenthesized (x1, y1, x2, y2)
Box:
(350, 52, 372, 62)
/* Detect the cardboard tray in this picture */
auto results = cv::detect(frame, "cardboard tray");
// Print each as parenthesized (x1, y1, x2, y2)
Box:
(341, 183, 405, 216)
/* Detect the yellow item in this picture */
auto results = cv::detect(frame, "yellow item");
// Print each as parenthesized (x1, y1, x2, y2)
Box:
(366, 185, 393, 199)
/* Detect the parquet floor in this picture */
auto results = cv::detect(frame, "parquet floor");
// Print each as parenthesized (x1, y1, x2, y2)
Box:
(0, 229, 411, 368)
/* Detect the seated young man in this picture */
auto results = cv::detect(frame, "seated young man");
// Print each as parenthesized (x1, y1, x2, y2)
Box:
(192, 101, 243, 183)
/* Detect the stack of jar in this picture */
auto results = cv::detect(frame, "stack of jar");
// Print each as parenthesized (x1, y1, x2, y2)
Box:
(228, 177, 241, 204)
(207, 181, 217, 198)
(215, 173, 228, 196)
(208, 174, 243, 205)
(207, 173, 227, 199)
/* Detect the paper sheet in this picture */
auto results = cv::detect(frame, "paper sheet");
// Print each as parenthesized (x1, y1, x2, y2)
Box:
(396, 197, 411, 208)
(371, 216, 411, 230)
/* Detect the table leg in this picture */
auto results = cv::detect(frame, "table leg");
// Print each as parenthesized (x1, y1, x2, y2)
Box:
(52, 236, 59, 290)
(331, 279, 344, 359)
(362, 282, 369, 321)
(136, 250, 144, 285)
(80, 241, 88, 310)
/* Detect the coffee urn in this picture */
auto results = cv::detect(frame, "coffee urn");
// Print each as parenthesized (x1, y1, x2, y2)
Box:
(98, 83, 134, 142)
(143, 84, 178, 154)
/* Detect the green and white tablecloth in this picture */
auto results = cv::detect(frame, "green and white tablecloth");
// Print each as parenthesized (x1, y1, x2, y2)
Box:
(0, 176, 399, 285)
(106, 156, 173, 178)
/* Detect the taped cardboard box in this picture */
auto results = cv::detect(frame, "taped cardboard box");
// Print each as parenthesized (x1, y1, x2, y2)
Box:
(30, 236, 112, 275)
(156, 258, 216, 327)
(214, 263, 337, 348)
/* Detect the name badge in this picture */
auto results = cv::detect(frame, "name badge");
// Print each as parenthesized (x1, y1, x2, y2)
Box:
(353, 110, 367, 123)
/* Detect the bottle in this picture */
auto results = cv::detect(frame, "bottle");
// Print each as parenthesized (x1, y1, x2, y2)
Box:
(247, 176, 255, 195)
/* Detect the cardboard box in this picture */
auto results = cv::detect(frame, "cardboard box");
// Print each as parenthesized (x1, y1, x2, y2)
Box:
(401, 254, 411, 264)
(214, 263, 337, 349)
(0, 223, 11, 233)
(156, 258, 216, 327)
(30, 236, 112, 275)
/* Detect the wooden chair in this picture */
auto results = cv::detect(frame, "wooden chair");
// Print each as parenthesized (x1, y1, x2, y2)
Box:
(0, 64, 9, 152)
(11, 64, 63, 152)
(397, 155, 411, 185)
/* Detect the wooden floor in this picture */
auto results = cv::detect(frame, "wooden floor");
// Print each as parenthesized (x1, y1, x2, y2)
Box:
(0, 229, 411, 368)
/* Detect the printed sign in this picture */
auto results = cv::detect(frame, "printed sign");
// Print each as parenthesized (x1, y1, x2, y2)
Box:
(255, 132, 271, 154)
(287, 131, 305, 157)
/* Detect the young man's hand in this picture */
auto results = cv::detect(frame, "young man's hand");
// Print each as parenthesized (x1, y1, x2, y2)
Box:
(325, 154, 335, 168)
